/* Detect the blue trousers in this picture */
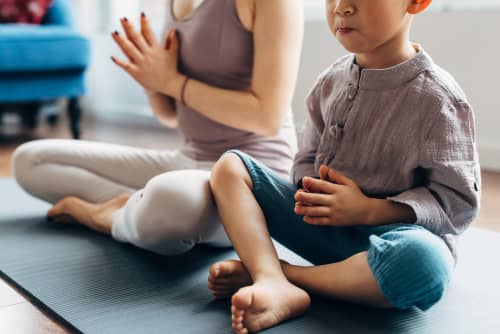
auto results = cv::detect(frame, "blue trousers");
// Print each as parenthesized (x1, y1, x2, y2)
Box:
(229, 150, 454, 311)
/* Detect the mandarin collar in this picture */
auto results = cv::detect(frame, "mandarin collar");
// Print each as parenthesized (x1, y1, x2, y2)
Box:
(345, 46, 434, 91)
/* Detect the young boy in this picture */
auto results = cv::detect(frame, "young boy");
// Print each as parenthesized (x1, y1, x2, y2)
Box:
(208, 0, 480, 333)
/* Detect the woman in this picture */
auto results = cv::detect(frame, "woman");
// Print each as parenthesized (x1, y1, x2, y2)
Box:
(13, 0, 303, 255)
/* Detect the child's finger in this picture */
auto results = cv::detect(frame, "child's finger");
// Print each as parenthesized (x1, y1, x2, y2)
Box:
(319, 165, 330, 180)
(294, 205, 330, 217)
(303, 216, 331, 226)
(140, 12, 158, 47)
(294, 191, 331, 206)
(111, 31, 143, 63)
(302, 176, 339, 194)
(327, 168, 354, 186)
(120, 17, 149, 52)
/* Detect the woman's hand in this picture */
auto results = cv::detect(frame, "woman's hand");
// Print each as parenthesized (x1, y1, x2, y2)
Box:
(111, 14, 185, 97)
(294, 165, 374, 227)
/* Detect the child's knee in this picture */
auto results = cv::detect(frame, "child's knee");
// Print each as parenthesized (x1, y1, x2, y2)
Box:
(368, 228, 454, 310)
(210, 152, 252, 191)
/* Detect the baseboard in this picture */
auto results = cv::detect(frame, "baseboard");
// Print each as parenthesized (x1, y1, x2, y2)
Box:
(479, 143, 500, 171)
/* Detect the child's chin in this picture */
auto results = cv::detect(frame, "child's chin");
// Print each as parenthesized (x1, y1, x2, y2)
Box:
(336, 40, 370, 55)
(337, 41, 362, 54)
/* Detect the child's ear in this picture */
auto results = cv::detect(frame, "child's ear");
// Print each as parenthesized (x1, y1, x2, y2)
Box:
(408, 0, 432, 14)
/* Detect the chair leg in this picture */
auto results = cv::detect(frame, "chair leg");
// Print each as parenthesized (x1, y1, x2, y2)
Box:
(21, 103, 40, 130)
(67, 98, 81, 139)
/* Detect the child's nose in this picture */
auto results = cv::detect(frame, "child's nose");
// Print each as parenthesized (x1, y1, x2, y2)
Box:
(335, 1, 356, 17)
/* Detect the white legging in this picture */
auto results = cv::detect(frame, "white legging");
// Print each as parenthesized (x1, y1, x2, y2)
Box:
(12, 139, 232, 255)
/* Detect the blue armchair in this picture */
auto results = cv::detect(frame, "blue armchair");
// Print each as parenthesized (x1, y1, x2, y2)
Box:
(0, 0, 91, 139)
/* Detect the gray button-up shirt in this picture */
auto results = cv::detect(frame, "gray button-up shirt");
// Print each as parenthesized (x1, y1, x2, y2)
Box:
(292, 48, 481, 257)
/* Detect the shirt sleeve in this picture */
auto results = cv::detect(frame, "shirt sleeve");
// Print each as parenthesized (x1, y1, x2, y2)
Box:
(387, 100, 481, 235)
(291, 73, 327, 185)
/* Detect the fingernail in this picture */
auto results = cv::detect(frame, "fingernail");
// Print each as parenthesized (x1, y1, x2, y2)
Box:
(214, 268, 219, 277)
(141, 12, 146, 18)
(110, 56, 116, 63)
(123, 17, 128, 22)
(113, 30, 119, 36)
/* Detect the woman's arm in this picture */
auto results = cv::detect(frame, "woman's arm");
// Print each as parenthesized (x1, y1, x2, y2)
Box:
(145, 91, 177, 128)
(112, 0, 303, 136)
(166, 0, 304, 136)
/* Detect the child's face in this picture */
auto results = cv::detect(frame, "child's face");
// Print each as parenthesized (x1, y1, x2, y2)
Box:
(326, 0, 413, 54)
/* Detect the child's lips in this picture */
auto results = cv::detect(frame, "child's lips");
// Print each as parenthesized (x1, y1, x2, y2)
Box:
(336, 27, 354, 34)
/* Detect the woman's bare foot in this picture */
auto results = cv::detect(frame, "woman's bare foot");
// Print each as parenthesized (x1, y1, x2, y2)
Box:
(231, 280, 310, 333)
(46, 194, 130, 234)
(208, 260, 291, 299)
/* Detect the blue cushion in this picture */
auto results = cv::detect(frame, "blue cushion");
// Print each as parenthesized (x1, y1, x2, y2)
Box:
(0, 70, 85, 102)
(0, 25, 90, 72)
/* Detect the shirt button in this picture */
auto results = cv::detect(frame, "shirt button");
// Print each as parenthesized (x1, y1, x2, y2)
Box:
(347, 90, 356, 100)
(329, 124, 336, 136)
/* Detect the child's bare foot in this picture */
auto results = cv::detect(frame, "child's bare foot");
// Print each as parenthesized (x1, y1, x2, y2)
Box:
(46, 194, 130, 234)
(208, 260, 291, 299)
(208, 260, 253, 299)
(231, 280, 310, 333)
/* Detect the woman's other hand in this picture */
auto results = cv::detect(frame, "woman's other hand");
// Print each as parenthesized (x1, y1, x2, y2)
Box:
(111, 14, 185, 98)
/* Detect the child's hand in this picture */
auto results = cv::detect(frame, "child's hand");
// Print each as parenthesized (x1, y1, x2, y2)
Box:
(294, 165, 373, 226)
(111, 14, 183, 97)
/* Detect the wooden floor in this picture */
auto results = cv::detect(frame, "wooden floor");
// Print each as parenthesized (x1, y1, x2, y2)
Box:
(0, 114, 499, 333)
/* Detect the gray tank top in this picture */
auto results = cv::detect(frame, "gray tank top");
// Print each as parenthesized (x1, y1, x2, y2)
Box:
(166, 0, 297, 177)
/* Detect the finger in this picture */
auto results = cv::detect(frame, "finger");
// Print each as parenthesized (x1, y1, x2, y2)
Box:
(164, 30, 174, 50)
(169, 29, 180, 53)
(140, 12, 158, 47)
(295, 205, 331, 217)
(302, 177, 339, 194)
(319, 165, 329, 181)
(303, 216, 332, 226)
(294, 191, 331, 206)
(120, 17, 149, 52)
(110, 56, 138, 74)
(112, 30, 143, 63)
(327, 168, 353, 186)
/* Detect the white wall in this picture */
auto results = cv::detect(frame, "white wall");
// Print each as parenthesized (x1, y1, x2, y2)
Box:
(81, 7, 500, 171)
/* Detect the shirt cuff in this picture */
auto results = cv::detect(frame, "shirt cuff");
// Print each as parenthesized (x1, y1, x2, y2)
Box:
(387, 187, 449, 235)
(292, 163, 317, 185)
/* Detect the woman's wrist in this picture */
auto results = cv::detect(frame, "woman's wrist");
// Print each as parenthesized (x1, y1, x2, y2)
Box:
(164, 74, 188, 101)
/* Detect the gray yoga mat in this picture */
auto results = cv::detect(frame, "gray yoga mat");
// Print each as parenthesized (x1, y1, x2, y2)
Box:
(0, 177, 499, 334)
